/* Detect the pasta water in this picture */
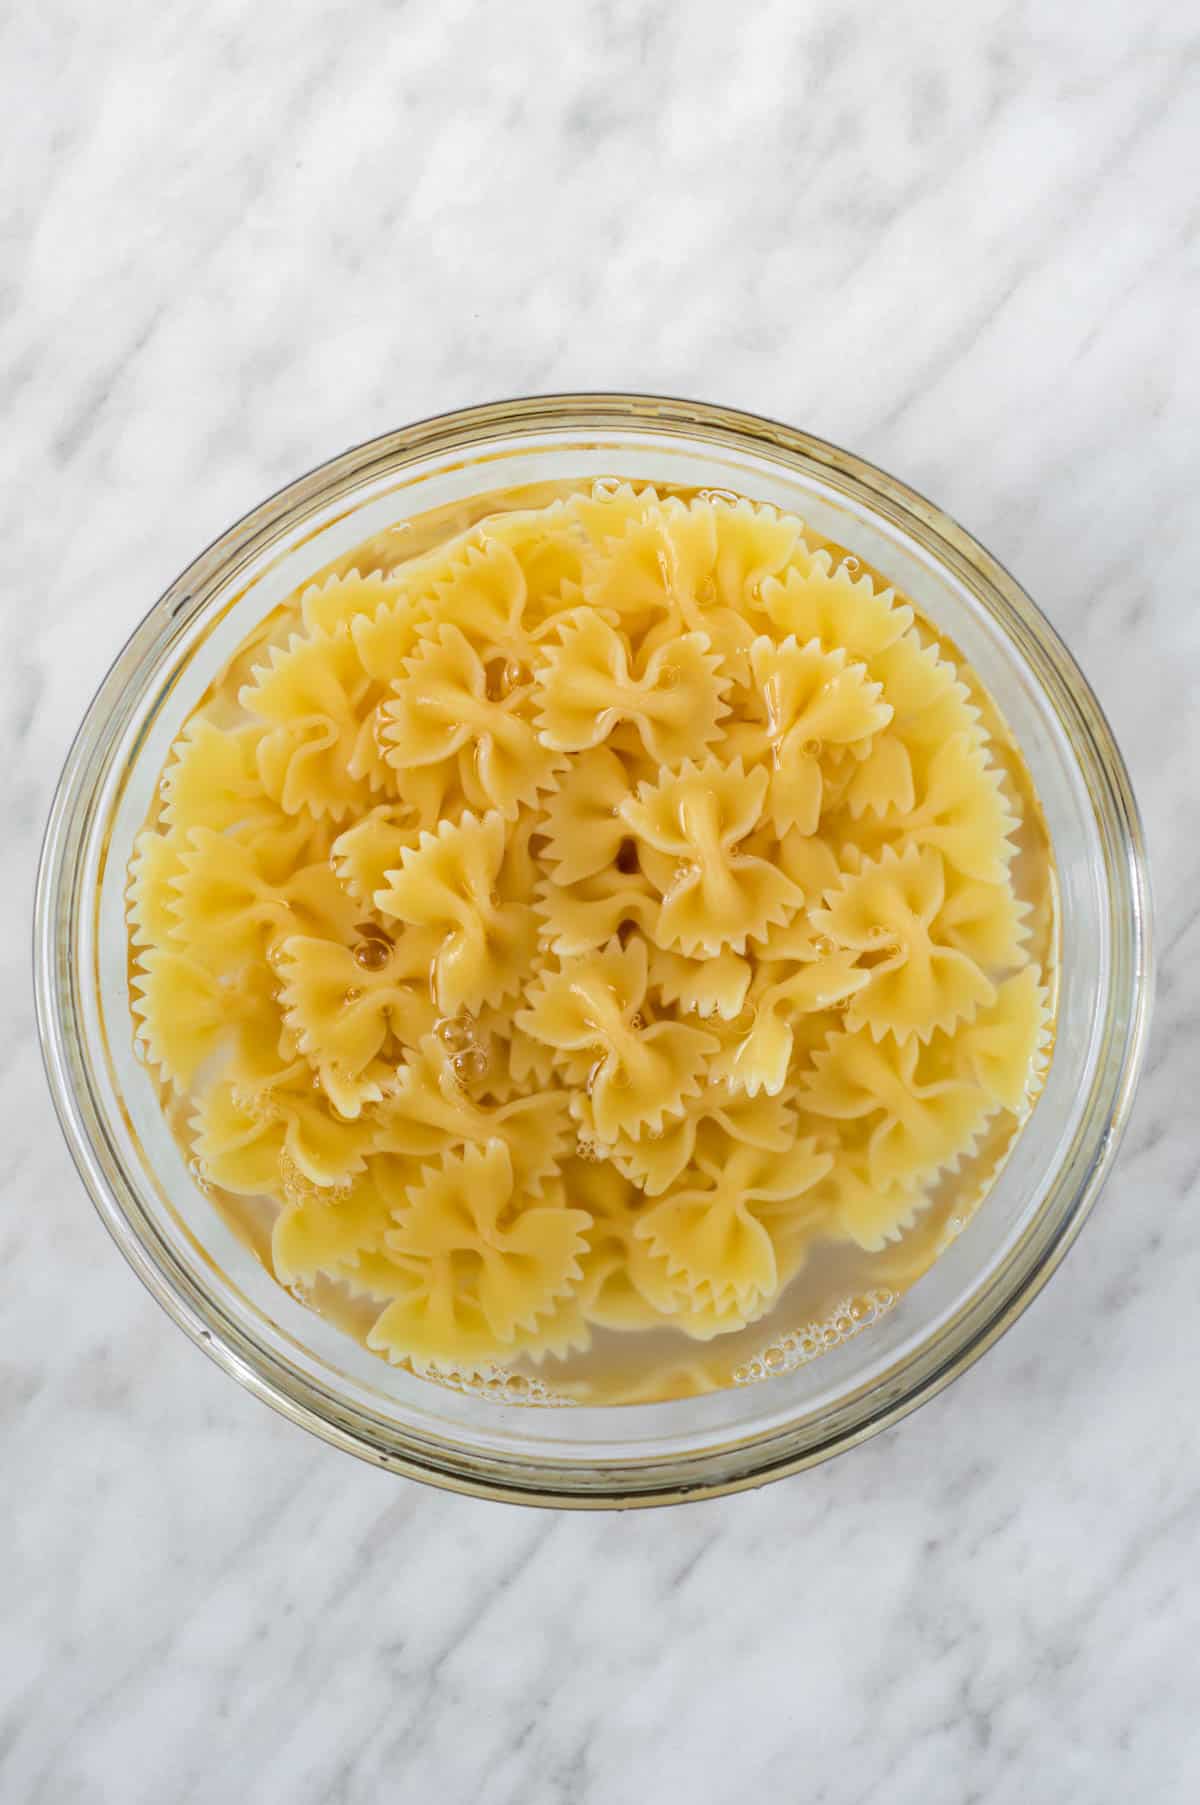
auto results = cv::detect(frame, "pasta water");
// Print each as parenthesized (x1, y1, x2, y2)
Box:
(126, 480, 1055, 1404)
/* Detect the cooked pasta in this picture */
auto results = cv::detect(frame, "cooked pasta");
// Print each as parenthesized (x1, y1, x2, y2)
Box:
(127, 483, 1055, 1401)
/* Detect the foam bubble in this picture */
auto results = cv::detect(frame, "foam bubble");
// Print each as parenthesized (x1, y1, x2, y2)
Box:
(733, 1288, 897, 1386)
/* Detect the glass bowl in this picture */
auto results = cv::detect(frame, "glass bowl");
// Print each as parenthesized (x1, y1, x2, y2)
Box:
(33, 395, 1153, 1507)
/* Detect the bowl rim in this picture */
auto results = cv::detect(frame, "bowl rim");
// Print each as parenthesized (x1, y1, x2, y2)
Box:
(33, 392, 1154, 1508)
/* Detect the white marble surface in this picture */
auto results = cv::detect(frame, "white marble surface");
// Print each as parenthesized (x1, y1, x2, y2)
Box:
(4, 1, 1199, 1798)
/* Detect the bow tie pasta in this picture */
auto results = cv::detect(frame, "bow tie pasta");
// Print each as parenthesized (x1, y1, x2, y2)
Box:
(127, 482, 1054, 1403)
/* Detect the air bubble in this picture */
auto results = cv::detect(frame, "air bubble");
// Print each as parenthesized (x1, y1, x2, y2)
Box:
(187, 1156, 212, 1192)
(801, 738, 823, 759)
(593, 477, 623, 499)
(734, 1289, 897, 1384)
(414, 1359, 571, 1408)
(354, 938, 390, 971)
(840, 555, 860, 575)
(436, 1015, 473, 1052)
(697, 487, 739, 506)
(452, 1046, 489, 1084)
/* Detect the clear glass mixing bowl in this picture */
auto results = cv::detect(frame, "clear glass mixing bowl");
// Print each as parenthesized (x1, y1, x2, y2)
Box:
(33, 396, 1152, 1507)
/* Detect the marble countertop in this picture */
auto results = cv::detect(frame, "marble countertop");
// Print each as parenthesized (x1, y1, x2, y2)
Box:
(5, 2, 1198, 1799)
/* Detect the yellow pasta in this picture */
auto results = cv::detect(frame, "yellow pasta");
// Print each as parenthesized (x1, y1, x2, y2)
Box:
(127, 482, 1055, 1400)
(621, 757, 803, 954)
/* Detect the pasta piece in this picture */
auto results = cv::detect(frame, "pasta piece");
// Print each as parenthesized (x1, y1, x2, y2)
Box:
(567, 1160, 681, 1332)
(956, 966, 1051, 1114)
(583, 498, 719, 635)
(647, 947, 752, 1022)
(870, 630, 979, 754)
(330, 804, 424, 907)
(562, 480, 661, 547)
(744, 635, 892, 834)
(381, 624, 563, 817)
(514, 1283, 595, 1365)
(368, 1141, 590, 1365)
(272, 1158, 411, 1287)
(709, 945, 871, 1096)
(802, 1026, 993, 1190)
(935, 868, 1031, 970)
(660, 1279, 773, 1345)
(539, 745, 633, 886)
(534, 865, 660, 956)
(815, 845, 995, 1043)
(277, 927, 441, 1117)
(241, 626, 377, 820)
(374, 1033, 570, 1196)
(482, 503, 585, 627)
(586, 497, 794, 681)
(349, 589, 428, 685)
(620, 758, 803, 953)
(636, 1138, 832, 1307)
(764, 826, 844, 906)
(709, 498, 804, 613)
(610, 1082, 796, 1197)
(190, 1069, 375, 1195)
(223, 958, 298, 1093)
(842, 730, 917, 819)
(893, 733, 1018, 885)
(517, 938, 718, 1141)
(483, 1013, 559, 1092)
(300, 568, 411, 635)
(158, 719, 272, 835)
(535, 610, 729, 764)
(170, 826, 358, 967)
(126, 828, 189, 952)
(800, 1142, 923, 1253)
(132, 942, 290, 1095)
(131, 950, 236, 1093)
(417, 534, 535, 663)
(760, 551, 914, 661)
(375, 811, 538, 1013)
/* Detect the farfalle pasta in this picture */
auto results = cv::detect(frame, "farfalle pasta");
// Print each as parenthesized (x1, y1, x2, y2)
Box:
(127, 481, 1055, 1403)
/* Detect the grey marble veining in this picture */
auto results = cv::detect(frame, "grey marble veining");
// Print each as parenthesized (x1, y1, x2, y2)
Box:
(3, 2, 1199, 1800)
